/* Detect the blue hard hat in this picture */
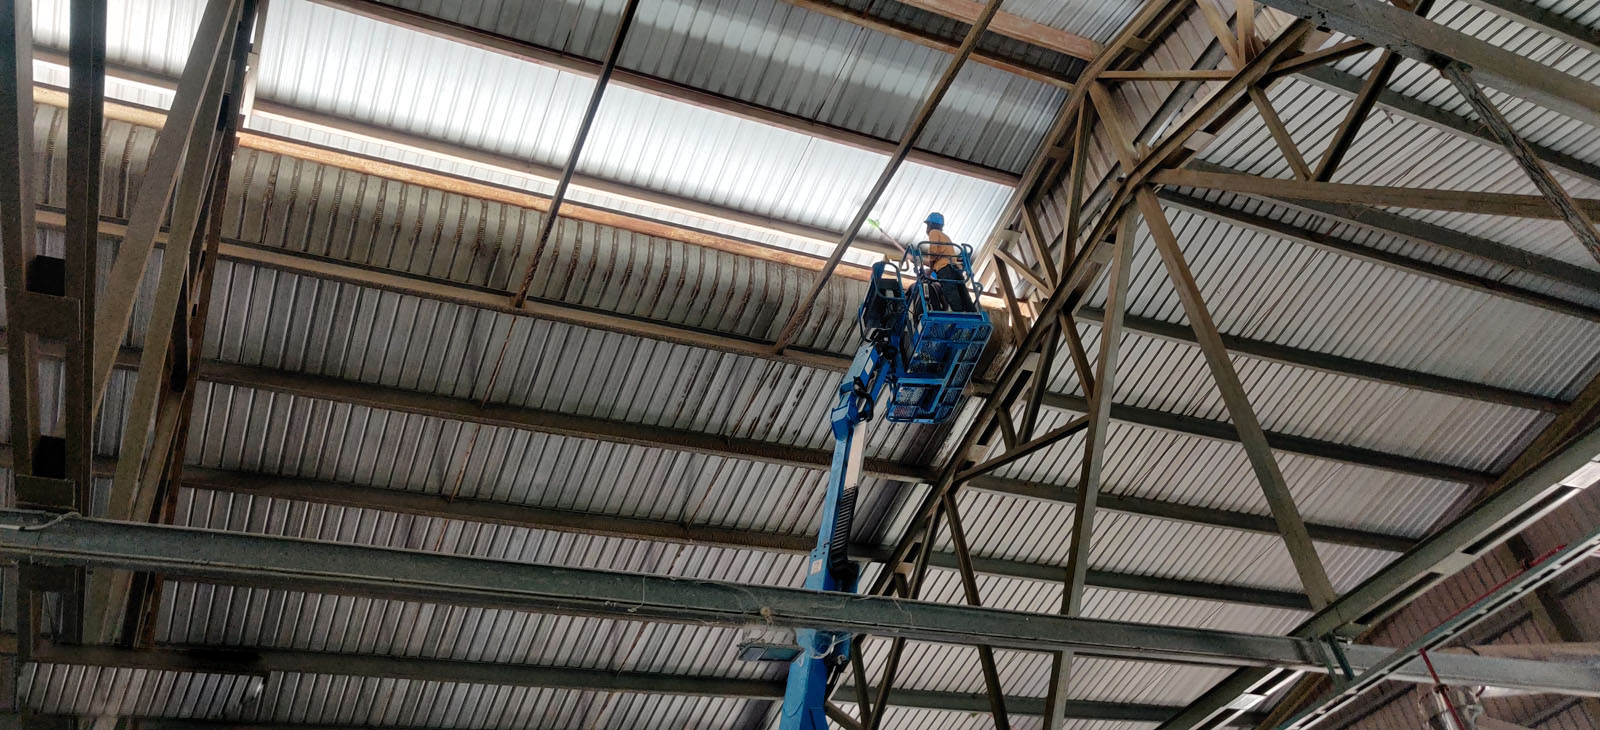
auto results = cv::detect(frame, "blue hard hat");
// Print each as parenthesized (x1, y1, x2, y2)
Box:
(924, 212, 945, 228)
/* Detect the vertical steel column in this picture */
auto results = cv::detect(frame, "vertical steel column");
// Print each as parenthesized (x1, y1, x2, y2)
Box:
(509, 0, 643, 307)
(62, 0, 107, 516)
(1042, 209, 1137, 730)
(769, 0, 1007, 352)
(0, 0, 40, 482)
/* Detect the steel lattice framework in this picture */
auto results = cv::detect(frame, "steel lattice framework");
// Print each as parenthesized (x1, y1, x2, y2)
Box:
(3, 0, 1600, 728)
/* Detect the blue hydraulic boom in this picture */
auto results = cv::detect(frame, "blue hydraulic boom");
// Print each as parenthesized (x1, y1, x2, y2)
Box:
(775, 239, 992, 730)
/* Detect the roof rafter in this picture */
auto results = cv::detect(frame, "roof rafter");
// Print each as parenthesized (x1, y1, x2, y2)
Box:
(303, 0, 1019, 184)
(774, 0, 1077, 87)
(1258, 0, 1600, 129)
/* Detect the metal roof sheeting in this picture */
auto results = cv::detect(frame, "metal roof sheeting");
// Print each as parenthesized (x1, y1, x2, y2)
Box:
(1002, 0, 1152, 43)
(252, 0, 1020, 249)
(22, 662, 763, 730)
(375, 0, 1070, 172)
(12, 0, 1600, 728)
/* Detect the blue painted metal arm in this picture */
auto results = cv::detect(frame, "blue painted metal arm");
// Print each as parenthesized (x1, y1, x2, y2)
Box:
(778, 249, 990, 730)
(779, 343, 888, 730)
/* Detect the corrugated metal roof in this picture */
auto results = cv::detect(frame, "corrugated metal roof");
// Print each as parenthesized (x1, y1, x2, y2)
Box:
(31, 0, 1025, 261)
(1001, 0, 1150, 44)
(22, 662, 764, 730)
(374, 0, 1070, 172)
(14, 1, 1600, 727)
(254, 0, 1018, 250)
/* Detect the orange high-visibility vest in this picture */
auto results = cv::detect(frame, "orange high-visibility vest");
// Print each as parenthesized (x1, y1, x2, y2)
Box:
(924, 229, 959, 270)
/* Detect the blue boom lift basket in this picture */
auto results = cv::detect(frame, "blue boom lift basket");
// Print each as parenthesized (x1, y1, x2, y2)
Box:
(857, 241, 993, 424)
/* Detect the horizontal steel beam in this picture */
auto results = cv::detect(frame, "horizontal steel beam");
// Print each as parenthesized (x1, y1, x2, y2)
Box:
(14, 647, 1264, 724)
(1257, 0, 1600, 129)
(1037, 391, 1494, 485)
(1459, 0, 1600, 55)
(1154, 168, 1600, 220)
(970, 475, 1414, 552)
(1185, 160, 1600, 298)
(1, 512, 1594, 695)
(1297, 65, 1600, 190)
(0, 339, 1415, 556)
(1159, 188, 1600, 325)
(171, 464, 1316, 609)
(1079, 306, 1567, 412)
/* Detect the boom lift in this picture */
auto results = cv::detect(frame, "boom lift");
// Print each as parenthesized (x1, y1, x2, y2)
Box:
(774, 236, 992, 730)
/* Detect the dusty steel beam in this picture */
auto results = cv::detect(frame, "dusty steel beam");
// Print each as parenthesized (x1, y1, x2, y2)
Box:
(770, 0, 1006, 352)
(0, 359, 1416, 562)
(88, 0, 244, 417)
(164, 463, 1319, 610)
(0, 0, 40, 481)
(775, 0, 1075, 88)
(1443, 62, 1600, 267)
(92, 0, 250, 647)
(307, 0, 1018, 185)
(11, 659, 1265, 725)
(1151, 425, 1600, 729)
(1152, 168, 1600, 220)
(1311, 0, 1434, 182)
(509, 0, 641, 307)
(1459, 0, 1600, 56)
(1079, 306, 1567, 413)
(1255, 0, 1600, 128)
(971, 474, 1413, 552)
(1043, 210, 1136, 730)
(864, 503, 945, 730)
(1160, 181, 1600, 323)
(938, 495, 1011, 728)
(1037, 390, 1493, 485)
(956, 415, 1089, 481)
(59, 0, 106, 511)
(893, 0, 1103, 60)
(1, 512, 1596, 695)
(1313, 45, 1402, 181)
(1248, 86, 1313, 180)
(1297, 65, 1600, 189)
(1137, 185, 1338, 609)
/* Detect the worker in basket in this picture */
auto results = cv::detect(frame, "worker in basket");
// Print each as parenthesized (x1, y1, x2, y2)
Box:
(921, 212, 974, 312)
